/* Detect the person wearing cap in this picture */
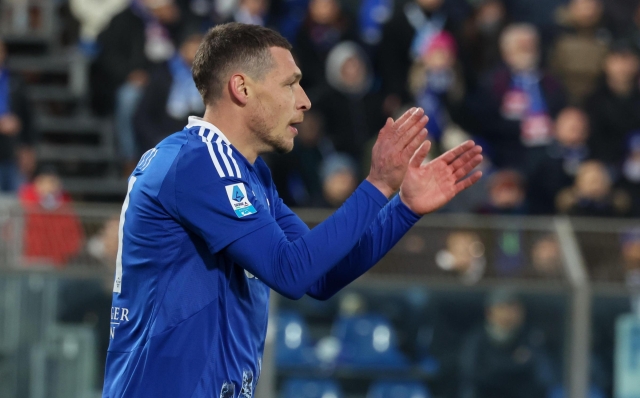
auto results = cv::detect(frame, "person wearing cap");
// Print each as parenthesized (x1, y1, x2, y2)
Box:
(459, 288, 555, 398)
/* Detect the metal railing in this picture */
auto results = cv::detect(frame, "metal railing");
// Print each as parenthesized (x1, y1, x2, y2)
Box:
(0, 197, 637, 398)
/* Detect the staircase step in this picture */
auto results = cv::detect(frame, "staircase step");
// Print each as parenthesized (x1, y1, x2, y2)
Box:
(37, 144, 115, 162)
(36, 115, 111, 135)
(28, 86, 78, 102)
(62, 178, 128, 196)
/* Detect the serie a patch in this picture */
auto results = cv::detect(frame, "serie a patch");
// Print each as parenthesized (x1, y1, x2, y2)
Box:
(225, 183, 257, 218)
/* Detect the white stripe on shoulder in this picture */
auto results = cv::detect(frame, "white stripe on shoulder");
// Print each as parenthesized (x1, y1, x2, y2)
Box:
(213, 135, 235, 177)
(199, 126, 225, 178)
(226, 144, 242, 178)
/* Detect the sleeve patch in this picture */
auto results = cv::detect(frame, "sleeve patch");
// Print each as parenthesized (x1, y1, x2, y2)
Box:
(225, 183, 257, 218)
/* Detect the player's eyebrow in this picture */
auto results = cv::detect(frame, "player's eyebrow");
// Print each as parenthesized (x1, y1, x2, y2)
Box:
(287, 72, 302, 83)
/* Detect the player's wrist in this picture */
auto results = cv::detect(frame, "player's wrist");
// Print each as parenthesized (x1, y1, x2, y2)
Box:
(365, 176, 395, 198)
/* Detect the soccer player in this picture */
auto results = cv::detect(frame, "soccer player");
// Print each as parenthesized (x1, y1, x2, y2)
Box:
(102, 23, 482, 398)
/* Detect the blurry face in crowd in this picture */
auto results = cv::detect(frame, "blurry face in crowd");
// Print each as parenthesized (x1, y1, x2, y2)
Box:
(340, 55, 366, 89)
(297, 111, 323, 147)
(555, 107, 589, 147)
(569, 0, 602, 29)
(531, 236, 562, 276)
(416, 0, 444, 11)
(247, 47, 310, 154)
(487, 302, 525, 333)
(575, 161, 611, 200)
(423, 47, 455, 71)
(34, 174, 63, 199)
(180, 35, 203, 66)
(489, 171, 525, 209)
(144, 0, 180, 23)
(501, 27, 539, 72)
(309, 0, 340, 25)
(604, 52, 640, 87)
(476, 0, 506, 32)
(323, 170, 357, 207)
(446, 232, 484, 272)
(623, 239, 640, 270)
(240, 0, 269, 16)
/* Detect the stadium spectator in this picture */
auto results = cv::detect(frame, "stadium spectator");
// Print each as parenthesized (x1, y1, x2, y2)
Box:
(228, 0, 270, 26)
(458, 0, 509, 89)
(479, 169, 527, 215)
(378, 0, 460, 110)
(91, 0, 182, 170)
(0, 39, 35, 194)
(556, 160, 630, 217)
(269, 110, 334, 206)
(18, 167, 84, 268)
(69, 0, 129, 56)
(459, 289, 555, 398)
(312, 41, 386, 170)
(434, 230, 486, 285)
(529, 234, 563, 278)
(472, 23, 566, 170)
(408, 31, 467, 148)
(549, 0, 610, 105)
(617, 132, 640, 217)
(526, 107, 591, 214)
(585, 41, 640, 165)
(134, 32, 204, 154)
(320, 153, 359, 207)
(294, 0, 357, 91)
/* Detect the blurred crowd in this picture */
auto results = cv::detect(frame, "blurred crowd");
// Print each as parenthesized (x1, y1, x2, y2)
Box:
(2, 0, 640, 282)
(1, 0, 640, 216)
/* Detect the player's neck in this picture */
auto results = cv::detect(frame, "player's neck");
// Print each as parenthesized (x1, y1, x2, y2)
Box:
(202, 108, 259, 164)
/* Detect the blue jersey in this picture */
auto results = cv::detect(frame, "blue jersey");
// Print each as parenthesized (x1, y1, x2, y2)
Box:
(103, 117, 421, 398)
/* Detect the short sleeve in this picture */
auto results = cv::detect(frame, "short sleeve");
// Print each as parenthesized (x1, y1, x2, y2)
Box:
(172, 146, 274, 253)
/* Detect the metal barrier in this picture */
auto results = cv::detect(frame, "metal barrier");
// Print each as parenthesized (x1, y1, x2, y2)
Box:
(0, 199, 637, 398)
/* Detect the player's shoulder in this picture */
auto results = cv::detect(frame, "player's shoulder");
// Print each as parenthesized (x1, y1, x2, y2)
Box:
(175, 118, 248, 184)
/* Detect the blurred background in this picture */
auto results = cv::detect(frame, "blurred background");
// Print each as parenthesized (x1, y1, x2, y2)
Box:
(0, 0, 640, 397)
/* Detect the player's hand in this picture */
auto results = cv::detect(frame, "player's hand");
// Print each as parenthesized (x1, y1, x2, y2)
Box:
(400, 140, 483, 215)
(366, 107, 429, 197)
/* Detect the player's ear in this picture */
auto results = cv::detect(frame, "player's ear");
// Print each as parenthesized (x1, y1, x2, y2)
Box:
(228, 73, 249, 105)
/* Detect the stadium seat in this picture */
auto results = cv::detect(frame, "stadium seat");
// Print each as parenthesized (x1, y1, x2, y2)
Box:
(275, 311, 318, 368)
(281, 378, 343, 398)
(331, 314, 410, 369)
(366, 380, 431, 398)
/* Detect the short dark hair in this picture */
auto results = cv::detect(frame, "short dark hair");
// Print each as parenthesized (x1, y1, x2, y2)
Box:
(192, 23, 292, 105)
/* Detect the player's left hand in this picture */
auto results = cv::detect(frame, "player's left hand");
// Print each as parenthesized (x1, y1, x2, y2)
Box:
(399, 140, 483, 215)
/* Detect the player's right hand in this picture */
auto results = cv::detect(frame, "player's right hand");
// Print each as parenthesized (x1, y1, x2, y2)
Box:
(366, 107, 429, 198)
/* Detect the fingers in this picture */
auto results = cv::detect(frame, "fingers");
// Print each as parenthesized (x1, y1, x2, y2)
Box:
(403, 128, 428, 158)
(449, 145, 482, 172)
(392, 107, 417, 130)
(396, 109, 427, 146)
(409, 140, 432, 168)
(439, 140, 476, 165)
(453, 154, 483, 180)
(454, 170, 483, 194)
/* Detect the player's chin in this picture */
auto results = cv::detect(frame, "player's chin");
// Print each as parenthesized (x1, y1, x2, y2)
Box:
(273, 137, 294, 154)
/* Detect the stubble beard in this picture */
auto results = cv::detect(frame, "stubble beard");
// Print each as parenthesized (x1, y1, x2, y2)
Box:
(250, 99, 294, 155)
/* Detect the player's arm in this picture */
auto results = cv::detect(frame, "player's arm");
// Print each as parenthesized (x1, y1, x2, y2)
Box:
(170, 108, 428, 299)
(306, 141, 483, 300)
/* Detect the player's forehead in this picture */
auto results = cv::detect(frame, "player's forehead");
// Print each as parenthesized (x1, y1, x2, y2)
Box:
(268, 46, 301, 80)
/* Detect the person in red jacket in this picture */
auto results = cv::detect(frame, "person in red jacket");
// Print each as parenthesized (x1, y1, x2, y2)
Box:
(18, 167, 84, 268)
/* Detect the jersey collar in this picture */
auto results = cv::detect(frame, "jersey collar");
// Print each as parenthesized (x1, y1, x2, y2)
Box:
(186, 116, 231, 145)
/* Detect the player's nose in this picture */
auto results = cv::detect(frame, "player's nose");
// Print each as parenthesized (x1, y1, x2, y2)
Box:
(296, 86, 311, 111)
